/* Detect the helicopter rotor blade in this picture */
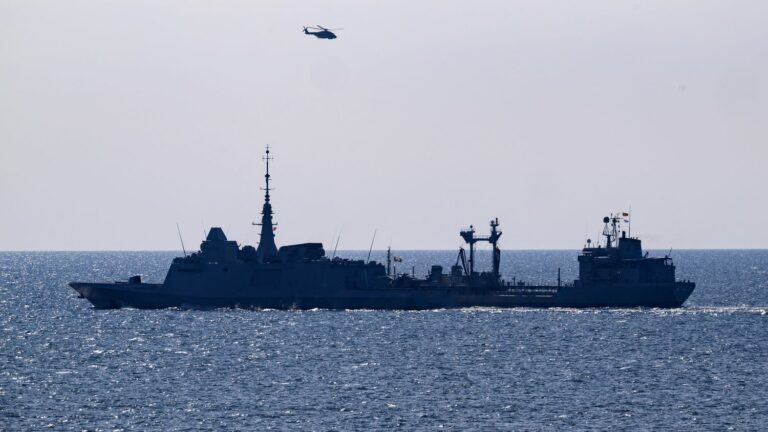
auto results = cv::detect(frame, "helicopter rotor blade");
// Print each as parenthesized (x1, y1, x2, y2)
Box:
(316, 25, 327, 30)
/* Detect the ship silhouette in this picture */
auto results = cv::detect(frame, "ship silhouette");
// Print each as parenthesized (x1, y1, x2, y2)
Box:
(69, 148, 695, 309)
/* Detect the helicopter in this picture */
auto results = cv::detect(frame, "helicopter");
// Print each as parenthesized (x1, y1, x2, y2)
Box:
(303, 25, 342, 40)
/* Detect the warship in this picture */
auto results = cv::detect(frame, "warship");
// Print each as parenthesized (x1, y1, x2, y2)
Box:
(69, 148, 695, 309)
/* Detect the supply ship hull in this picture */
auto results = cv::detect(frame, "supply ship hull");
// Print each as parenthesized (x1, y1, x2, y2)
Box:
(70, 271, 695, 310)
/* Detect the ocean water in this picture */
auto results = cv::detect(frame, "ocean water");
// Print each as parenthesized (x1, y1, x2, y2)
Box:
(1, 250, 767, 431)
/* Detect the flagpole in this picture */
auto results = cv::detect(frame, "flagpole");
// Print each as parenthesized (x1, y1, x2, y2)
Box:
(628, 205, 632, 238)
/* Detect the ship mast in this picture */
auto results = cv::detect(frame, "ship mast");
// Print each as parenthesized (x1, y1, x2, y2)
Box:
(602, 214, 621, 248)
(459, 218, 502, 279)
(254, 145, 278, 262)
(489, 218, 501, 278)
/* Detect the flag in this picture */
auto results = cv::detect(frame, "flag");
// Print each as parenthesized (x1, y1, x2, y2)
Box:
(622, 212, 630, 217)
(393, 256, 403, 262)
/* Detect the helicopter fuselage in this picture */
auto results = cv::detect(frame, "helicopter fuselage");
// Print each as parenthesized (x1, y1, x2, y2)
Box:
(304, 29, 336, 39)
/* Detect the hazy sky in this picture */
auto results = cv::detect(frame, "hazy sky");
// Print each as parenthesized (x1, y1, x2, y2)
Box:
(1, 0, 766, 250)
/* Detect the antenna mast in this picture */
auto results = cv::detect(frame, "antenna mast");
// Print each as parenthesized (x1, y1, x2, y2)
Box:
(332, 233, 341, 259)
(264, 145, 272, 203)
(366, 229, 377, 263)
(254, 145, 279, 262)
(602, 216, 613, 248)
(602, 214, 622, 247)
(176, 223, 187, 257)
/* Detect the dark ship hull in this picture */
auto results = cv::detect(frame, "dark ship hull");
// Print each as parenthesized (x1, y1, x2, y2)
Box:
(69, 279, 695, 310)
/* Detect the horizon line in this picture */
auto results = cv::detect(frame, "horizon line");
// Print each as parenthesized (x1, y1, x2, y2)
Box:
(2, 248, 767, 253)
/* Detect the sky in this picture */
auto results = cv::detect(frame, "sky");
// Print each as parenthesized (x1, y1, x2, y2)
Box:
(1, 0, 766, 250)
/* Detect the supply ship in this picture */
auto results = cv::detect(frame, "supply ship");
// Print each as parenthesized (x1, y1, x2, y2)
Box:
(69, 148, 695, 309)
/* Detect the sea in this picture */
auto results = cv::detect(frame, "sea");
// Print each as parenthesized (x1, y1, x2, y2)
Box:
(1, 250, 766, 431)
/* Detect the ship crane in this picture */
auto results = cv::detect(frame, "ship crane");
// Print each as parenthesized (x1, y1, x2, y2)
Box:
(459, 218, 502, 279)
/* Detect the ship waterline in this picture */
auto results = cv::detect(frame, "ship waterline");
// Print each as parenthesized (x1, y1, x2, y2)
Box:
(70, 280, 694, 310)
